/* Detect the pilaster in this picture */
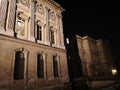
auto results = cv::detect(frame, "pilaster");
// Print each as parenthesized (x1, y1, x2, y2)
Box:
(6, 0, 16, 36)
(42, 24, 46, 43)
(59, 15, 65, 49)
(0, 0, 8, 33)
(29, 0, 35, 41)
(56, 14, 60, 47)
(45, 7, 50, 45)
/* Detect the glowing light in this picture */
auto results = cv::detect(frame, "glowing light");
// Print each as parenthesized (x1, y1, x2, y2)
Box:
(66, 38, 69, 44)
(111, 69, 117, 75)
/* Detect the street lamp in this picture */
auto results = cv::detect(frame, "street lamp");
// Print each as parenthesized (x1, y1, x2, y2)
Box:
(111, 68, 117, 76)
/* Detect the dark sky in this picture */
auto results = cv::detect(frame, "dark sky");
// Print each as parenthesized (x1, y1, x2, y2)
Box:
(54, 0, 120, 54)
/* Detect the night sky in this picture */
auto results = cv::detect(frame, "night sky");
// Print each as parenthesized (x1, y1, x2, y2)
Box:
(54, 0, 120, 54)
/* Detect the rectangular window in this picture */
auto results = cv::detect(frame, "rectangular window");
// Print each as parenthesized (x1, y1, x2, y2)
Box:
(51, 30, 55, 44)
(53, 56, 59, 77)
(14, 51, 24, 80)
(37, 25, 42, 40)
(37, 54, 44, 78)
(17, 18, 25, 36)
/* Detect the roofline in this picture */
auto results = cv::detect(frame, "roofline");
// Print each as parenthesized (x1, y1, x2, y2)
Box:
(47, 0, 65, 12)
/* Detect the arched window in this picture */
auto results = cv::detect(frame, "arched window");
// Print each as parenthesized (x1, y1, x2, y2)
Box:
(14, 51, 25, 80)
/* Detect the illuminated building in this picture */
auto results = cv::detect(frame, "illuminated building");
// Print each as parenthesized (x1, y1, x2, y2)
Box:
(0, 0, 70, 90)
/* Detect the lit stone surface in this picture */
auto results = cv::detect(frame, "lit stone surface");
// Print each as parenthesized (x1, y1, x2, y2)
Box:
(0, 0, 8, 29)
(0, 0, 70, 90)
(76, 35, 115, 77)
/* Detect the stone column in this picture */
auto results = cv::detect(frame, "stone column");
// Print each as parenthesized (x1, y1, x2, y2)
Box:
(43, 53, 47, 80)
(6, 0, 16, 36)
(59, 15, 65, 49)
(29, 0, 35, 41)
(45, 7, 50, 45)
(41, 23, 45, 43)
(42, 24, 46, 43)
(58, 56, 61, 76)
(0, 0, 8, 33)
(56, 14, 60, 47)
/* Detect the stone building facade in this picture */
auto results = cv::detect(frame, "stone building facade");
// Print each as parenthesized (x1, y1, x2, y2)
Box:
(0, 0, 70, 90)
(64, 33, 115, 79)
(76, 35, 114, 77)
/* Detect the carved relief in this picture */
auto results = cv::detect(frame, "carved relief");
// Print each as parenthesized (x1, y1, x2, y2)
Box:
(36, 4, 44, 15)
(50, 12, 56, 21)
(20, 0, 29, 6)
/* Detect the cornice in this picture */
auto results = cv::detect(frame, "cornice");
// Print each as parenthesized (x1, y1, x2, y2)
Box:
(44, 0, 65, 12)
(0, 34, 66, 52)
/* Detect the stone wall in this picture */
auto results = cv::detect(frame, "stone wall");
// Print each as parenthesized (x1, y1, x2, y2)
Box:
(0, 35, 70, 90)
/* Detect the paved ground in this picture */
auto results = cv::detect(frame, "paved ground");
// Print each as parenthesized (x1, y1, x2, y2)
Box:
(88, 80, 120, 90)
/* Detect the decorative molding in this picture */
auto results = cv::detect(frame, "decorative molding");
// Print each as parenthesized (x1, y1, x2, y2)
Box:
(36, 4, 44, 15)
(35, 19, 43, 25)
(0, 35, 66, 52)
(50, 12, 56, 21)
(20, 0, 30, 6)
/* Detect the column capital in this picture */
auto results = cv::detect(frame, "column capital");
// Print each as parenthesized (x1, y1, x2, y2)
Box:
(56, 13, 62, 18)
(45, 7, 50, 10)
(30, 0, 36, 2)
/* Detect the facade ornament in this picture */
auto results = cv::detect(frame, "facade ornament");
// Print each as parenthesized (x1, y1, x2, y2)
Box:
(35, 19, 41, 25)
(20, 0, 30, 6)
(17, 11, 23, 17)
(50, 12, 56, 21)
(30, 0, 35, 2)
(36, 4, 44, 15)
